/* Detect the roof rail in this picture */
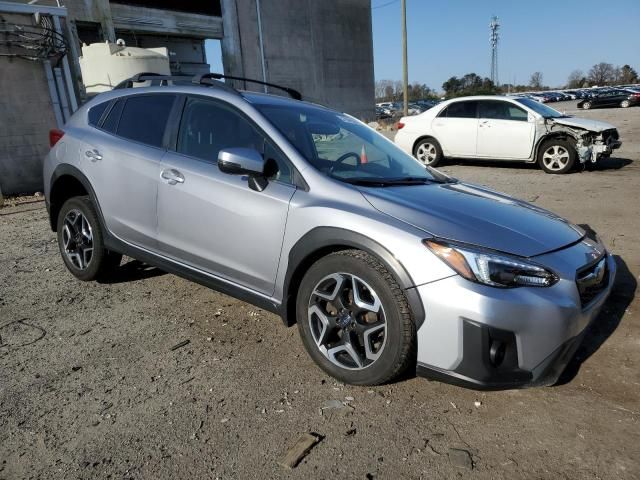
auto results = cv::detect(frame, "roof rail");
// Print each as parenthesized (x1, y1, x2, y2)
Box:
(194, 73, 303, 100)
(113, 72, 303, 101)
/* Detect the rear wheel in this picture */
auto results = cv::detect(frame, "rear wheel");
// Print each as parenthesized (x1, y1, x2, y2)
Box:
(621, 100, 630, 108)
(537, 139, 576, 174)
(57, 196, 122, 281)
(297, 250, 415, 385)
(582, 101, 592, 110)
(414, 137, 443, 167)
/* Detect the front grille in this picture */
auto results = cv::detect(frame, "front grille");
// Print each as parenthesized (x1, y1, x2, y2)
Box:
(576, 256, 609, 307)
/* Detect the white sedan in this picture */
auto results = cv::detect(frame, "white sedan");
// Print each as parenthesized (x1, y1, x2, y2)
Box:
(394, 95, 622, 174)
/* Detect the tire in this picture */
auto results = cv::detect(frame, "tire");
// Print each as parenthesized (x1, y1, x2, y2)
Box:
(56, 196, 122, 281)
(413, 137, 443, 167)
(621, 100, 630, 108)
(582, 101, 592, 110)
(296, 250, 415, 385)
(537, 138, 577, 174)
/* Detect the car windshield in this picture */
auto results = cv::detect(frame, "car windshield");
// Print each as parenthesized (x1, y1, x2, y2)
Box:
(515, 98, 566, 118)
(256, 103, 444, 185)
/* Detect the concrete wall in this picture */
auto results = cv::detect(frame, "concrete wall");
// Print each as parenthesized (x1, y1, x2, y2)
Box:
(224, 0, 375, 120)
(0, 12, 58, 195)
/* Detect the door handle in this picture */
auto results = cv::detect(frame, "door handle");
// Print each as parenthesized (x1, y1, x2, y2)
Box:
(85, 149, 102, 161)
(161, 169, 185, 185)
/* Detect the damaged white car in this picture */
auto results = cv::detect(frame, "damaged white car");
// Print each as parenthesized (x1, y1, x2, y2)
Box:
(395, 95, 622, 174)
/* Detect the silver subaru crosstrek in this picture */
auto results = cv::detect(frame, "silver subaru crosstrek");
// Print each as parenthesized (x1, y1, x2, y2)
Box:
(44, 74, 615, 389)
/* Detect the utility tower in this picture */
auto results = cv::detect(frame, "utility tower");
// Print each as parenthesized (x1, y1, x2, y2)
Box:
(489, 16, 500, 86)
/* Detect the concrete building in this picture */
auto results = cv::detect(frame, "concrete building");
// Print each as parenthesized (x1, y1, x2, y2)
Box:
(0, 0, 374, 195)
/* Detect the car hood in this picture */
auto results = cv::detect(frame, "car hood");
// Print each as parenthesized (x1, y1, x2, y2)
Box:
(551, 116, 616, 132)
(361, 182, 584, 257)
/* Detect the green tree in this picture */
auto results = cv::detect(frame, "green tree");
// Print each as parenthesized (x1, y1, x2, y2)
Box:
(618, 64, 638, 84)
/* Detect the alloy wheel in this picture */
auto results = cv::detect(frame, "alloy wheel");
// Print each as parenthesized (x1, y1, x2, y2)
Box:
(62, 209, 94, 270)
(308, 273, 387, 370)
(416, 142, 437, 165)
(542, 145, 570, 172)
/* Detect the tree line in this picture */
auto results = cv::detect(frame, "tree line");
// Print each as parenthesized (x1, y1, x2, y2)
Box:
(375, 62, 638, 101)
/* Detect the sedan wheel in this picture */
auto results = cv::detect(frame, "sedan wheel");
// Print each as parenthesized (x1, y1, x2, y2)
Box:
(582, 101, 592, 110)
(542, 145, 571, 172)
(621, 100, 630, 108)
(537, 138, 577, 174)
(414, 138, 442, 167)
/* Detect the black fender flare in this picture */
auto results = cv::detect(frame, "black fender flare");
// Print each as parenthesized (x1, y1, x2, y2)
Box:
(48, 164, 107, 235)
(281, 227, 425, 328)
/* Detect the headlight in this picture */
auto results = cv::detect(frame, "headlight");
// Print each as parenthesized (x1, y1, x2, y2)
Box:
(424, 239, 558, 288)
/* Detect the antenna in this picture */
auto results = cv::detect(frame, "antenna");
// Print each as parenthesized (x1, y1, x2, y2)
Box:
(489, 16, 500, 86)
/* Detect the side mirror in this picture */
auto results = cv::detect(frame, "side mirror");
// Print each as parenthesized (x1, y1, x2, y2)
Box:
(217, 148, 268, 191)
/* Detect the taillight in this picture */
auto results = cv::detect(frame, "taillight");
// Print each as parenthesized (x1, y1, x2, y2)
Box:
(49, 129, 64, 148)
(397, 122, 405, 129)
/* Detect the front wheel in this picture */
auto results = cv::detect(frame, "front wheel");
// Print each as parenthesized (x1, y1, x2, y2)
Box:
(57, 196, 122, 281)
(297, 250, 415, 385)
(582, 101, 592, 110)
(537, 139, 577, 174)
(414, 137, 443, 167)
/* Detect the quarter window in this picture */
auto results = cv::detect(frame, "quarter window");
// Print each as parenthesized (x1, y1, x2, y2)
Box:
(101, 99, 124, 134)
(88, 101, 110, 127)
(116, 95, 176, 148)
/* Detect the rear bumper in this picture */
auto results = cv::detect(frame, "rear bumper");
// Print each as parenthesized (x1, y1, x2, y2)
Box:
(414, 250, 616, 390)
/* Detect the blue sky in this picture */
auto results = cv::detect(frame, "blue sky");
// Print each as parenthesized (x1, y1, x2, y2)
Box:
(205, 0, 640, 91)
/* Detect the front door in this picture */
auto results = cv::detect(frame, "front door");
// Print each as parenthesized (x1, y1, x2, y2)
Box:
(475, 100, 535, 159)
(156, 96, 297, 296)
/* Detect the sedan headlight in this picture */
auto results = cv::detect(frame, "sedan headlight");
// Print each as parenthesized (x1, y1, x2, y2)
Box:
(424, 239, 558, 288)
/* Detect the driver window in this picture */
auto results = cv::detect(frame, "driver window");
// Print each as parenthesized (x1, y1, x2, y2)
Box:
(177, 97, 293, 184)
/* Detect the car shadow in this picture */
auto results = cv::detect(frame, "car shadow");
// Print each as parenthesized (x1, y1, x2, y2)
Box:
(442, 157, 633, 172)
(555, 254, 636, 385)
(97, 259, 166, 284)
(585, 156, 633, 171)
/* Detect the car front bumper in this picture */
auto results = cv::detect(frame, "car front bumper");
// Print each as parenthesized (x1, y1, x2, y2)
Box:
(413, 245, 616, 390)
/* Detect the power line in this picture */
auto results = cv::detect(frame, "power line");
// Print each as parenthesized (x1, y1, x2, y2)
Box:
(372, 0, 400, 10)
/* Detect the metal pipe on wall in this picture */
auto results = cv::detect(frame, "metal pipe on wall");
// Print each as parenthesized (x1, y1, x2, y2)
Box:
(52, 15, 78, 112)
(53, 67, 71, 122)
(255, 0, 267, 93)
(43, 60, 64, 128)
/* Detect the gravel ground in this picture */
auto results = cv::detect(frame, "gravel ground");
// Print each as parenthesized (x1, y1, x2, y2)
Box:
(1, 101, 639, 480)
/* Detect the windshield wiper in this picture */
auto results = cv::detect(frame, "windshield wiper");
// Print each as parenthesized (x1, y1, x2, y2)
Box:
(340, 176, 434, 186)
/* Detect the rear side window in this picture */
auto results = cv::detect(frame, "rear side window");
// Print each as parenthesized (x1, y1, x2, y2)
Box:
(441, 101, 477, 118)
(88, 101, 110, 127)
(116, 95, 175, 148)
(102, 99, 124, 133)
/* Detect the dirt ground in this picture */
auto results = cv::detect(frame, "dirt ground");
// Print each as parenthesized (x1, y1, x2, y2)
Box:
(1, 101, 639, 480)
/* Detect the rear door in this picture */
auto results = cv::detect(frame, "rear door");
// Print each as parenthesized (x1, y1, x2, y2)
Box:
(80, 93, 176, 249)
(476, 100, 534, 159)
(156, 96, 296, 296)
(431, 101, 478, 157)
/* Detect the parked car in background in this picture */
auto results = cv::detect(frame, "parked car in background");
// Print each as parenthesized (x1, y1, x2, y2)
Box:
(578, 89, 640, 109)
(375, 106, 392, 120)
(395, 95, 621, 174)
